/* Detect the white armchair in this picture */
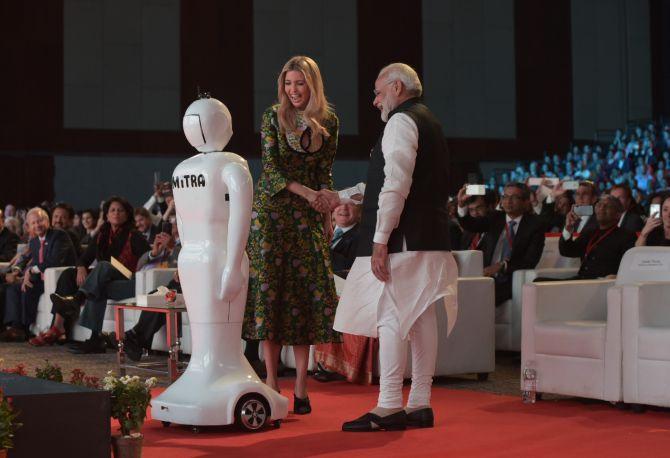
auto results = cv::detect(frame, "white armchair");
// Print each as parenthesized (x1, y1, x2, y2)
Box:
(521, 278, 618, 400)
(619, 247, 670, 408)
(434, 250, 495, 379)
(496, 235, 581, 351)
(281, 250, 496, 380)
(521, 246, 670, 402)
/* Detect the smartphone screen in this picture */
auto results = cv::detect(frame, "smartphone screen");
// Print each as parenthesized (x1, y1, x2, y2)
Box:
(466, 184, 486, 196)
(574, 205, 593, 217)
(161, 221, 172, 234)
(650, 204, 661, 218)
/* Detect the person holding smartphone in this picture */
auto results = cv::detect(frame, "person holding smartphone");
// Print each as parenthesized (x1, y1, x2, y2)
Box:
(566, 181, 599, 234)
(636, 194, 670, 247)
(535, 195, 636, 282)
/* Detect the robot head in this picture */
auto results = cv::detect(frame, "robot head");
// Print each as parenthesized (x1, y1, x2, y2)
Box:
(183, 95, 233, 152)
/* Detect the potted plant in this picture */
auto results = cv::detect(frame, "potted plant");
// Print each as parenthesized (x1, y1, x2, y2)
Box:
(34, 360, 63, 382)
(103, 372, 157, 458)
(0, 388, 21, 458)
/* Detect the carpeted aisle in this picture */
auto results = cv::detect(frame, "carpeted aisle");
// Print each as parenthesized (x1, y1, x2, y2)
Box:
(135, 380, 670, 458)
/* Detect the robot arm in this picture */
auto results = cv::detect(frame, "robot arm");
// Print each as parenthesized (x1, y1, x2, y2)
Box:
(219, 160, 253, 301)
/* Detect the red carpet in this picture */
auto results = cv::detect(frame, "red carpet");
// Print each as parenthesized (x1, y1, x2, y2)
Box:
(130, 380, 670, 457)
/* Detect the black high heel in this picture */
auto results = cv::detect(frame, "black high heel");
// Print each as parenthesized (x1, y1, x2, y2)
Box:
(293, 394, 311, 415)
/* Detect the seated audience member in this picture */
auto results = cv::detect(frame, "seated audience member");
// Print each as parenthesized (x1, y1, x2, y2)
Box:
(134, 207, 159, 244)
(330, 203, 360, 275)
(536, 195, 636, 281)
(546, 191, 575, 233)
(144, 181, 174, 223)
(0, 209, 19, 262)
(457, 182, 545, 305)
(79, 209, 100, 246)
(446, 199, 463, 250)
(609, 184, 644, 233)
(636, 193, 670, 246)
(0, 208, 76, 342)
(122, 224, 182, 361)
(52, 202, 82, 256)
(460, 190, 496, 250)
(72, 211, 84, 238)
(3, 217, 22, 240)
(0, 229, 33, 325)
(313, 203, 377, 384)
(571, 181, 599, 233)
(29, 197, 150, 351)
(4, 204, 16, 219)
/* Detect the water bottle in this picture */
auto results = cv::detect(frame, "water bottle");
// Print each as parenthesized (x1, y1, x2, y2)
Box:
(522, 360, 537, 404)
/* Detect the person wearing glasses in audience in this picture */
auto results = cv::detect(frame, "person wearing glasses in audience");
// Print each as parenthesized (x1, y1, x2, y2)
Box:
(609, 184, 644, 233)
(459, 189, 497, 251)
(457, 182, 545, 306)
(536, 195, 636, 281)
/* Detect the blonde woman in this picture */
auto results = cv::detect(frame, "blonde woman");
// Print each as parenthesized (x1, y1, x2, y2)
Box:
(243, 56, 340, 414)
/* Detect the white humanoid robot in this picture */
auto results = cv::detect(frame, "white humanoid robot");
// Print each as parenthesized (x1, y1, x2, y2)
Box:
(152, 95, 288, 431)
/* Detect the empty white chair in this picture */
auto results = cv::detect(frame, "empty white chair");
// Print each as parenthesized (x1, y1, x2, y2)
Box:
(620, 247, 670, 408)
(521, 246, 668, 402)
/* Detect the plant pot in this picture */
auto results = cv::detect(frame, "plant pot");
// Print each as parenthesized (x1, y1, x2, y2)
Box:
(111, 433, 143, 458)
(0, 449, 7, 458)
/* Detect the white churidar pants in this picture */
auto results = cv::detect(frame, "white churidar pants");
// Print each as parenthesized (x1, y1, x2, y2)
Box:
(377, 287, 438, 409)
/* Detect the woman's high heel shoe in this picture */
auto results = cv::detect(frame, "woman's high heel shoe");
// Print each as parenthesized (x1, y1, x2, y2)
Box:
(293, 394, 312, 415)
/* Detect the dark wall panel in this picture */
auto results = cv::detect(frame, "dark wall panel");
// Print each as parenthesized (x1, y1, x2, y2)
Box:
(651, 0, 670, 120)
(357, 0, 423, 150)
(181, 0, 255, 154)
(515, 0, 573, 154)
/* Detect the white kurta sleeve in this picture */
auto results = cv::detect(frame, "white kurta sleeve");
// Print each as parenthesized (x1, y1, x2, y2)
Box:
(373, 113, 419, 245)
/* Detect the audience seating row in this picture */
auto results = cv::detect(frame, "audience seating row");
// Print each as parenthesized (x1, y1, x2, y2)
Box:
(522, 246, 670, 409)
(31, 266, 189, 353)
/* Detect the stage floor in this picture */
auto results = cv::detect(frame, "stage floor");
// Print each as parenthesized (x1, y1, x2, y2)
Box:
(139, 379, 670, 458)
(2, 342, 670, 456)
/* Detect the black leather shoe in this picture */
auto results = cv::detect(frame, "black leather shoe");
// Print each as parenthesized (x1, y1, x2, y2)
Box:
(312, 363, 345, 383)
(69, 336, 106, 354)
(293, 395, 312, 415)
(0, 327, 27, 342)
(50, 293, 82, 318)
(122, 331, 143, 362)
(406, 407, 434, 428)
(342, 411, 407, 432)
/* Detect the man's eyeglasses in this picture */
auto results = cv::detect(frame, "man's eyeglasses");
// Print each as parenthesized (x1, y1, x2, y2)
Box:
(501, 194, 522, 201)
(373, 80, 396, 96)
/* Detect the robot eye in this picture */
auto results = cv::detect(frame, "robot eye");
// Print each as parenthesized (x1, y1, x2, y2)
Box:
(183, 114, 206, 147)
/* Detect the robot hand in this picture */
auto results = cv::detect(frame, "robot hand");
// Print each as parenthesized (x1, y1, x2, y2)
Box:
(219, 266, 244, 301)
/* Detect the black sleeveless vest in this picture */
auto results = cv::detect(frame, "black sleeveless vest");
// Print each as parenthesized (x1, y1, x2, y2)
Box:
(357, 98, 451, 256)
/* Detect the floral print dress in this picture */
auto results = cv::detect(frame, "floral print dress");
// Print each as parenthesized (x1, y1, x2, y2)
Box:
(243, 105, 341, 345)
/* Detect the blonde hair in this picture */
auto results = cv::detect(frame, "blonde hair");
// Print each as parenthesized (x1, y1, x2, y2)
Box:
(277, 56, 330, 138)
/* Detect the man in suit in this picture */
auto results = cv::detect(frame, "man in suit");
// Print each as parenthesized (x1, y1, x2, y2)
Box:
(572, 181, 599, 233)
(543, 195, 636, 280)
(0, 209, 19, 262)
(330, 203, 360, 275)
(1, 207, 77, 341)
(134, 207, 160, 244)
(609, 184, 644, 233)
(457, 182, 545, 305)
(52, 202, 82, 256)
(460, 190, 497, 251)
